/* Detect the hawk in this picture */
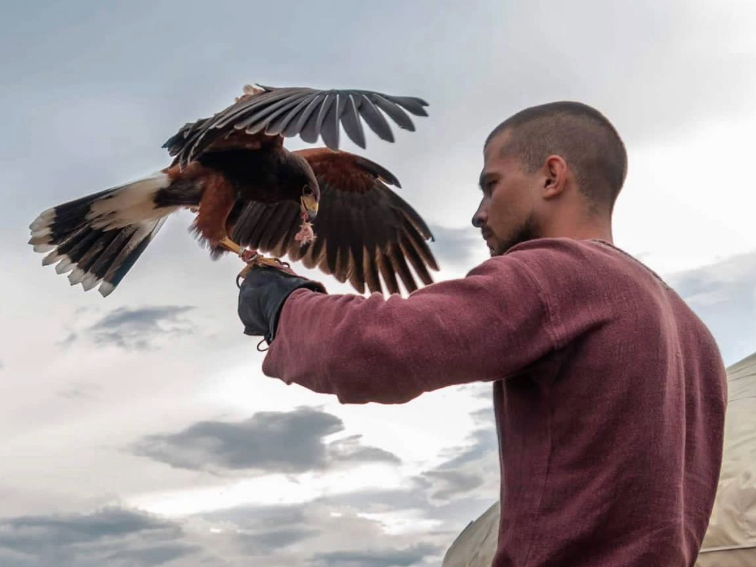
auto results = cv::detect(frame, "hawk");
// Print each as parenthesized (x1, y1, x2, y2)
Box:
(28, 84, 439, 297)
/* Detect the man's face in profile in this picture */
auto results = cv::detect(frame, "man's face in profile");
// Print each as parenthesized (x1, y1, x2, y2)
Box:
(473, 131, 542, 256)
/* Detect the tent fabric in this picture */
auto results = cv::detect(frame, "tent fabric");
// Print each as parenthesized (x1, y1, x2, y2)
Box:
(696, 352, 756, 566)
(442, 352, 756, 567)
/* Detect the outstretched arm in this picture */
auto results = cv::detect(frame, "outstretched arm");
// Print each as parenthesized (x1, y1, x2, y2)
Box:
(258, 254, 559, 404)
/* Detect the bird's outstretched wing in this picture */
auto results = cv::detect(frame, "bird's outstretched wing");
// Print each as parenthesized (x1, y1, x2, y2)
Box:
(229, 148, 438, 295)
(162, 85, 429, 168)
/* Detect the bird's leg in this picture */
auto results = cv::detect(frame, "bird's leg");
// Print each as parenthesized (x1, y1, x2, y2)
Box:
(217, 237, 243, 256)
(218, 237, 260, 284)
(250, 256, 291, 269)
(191, 175, 236, 258)
(218, 237, 289, 276)
(239, 248, 261, 263)
(236, 255, 293, 284)
(217, 237, 260, 262)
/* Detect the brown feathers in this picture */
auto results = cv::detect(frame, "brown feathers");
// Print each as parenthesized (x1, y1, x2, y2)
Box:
(229, 148, 437, 295)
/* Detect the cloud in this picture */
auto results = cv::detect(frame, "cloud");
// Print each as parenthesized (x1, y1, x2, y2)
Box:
(88, 305, 196, 350)
(0, 507, 200, 567)
(428, 224, 487, 272)
(188, 503, 321, 556)
(194, 500, 449, 565)
(422, 470, 484, 501)
(235, 527, 319, 554)
(435, 428, 497, 471)
(327, 435, 401, 466)
(0, 501, 446, 567)
(316, 414, 496, 511)
(413, 433, 494, 504)
(62, 305, 196, 351)
(465, 1, 756, 150)
(199, 504, 322, 555)
(411, 407, 498, 504)
(666, 250, 756, 366)
(310, 543, 442, 567)
(316, 488, 431, 516)
(57, 388, 91, 400)
(57, 381, 102, 401)
(200, 502, 308, 527)
(133, 407, 401, 474)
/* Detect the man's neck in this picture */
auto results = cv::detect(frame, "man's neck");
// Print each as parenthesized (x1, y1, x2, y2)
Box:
(541, 218, 614, 244)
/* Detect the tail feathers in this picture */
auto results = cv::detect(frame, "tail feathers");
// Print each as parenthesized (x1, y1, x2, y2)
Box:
(29, 173, 175, 296)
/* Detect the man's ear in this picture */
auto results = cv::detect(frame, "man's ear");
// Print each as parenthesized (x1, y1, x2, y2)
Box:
(543, 155, 568, 199)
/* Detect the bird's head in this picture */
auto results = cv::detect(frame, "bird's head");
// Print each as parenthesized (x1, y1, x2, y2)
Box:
(300, 182, 319, 223)
(283, 153, 320, 246)
(287, 153, 320, 223)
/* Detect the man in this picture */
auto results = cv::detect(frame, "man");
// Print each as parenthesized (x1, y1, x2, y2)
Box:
(237, 102, 728, 566)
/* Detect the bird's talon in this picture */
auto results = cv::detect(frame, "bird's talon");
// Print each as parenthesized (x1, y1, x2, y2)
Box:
(236, 255, 290, 285)
(252, 256, 289, 269)
(240, 248, 260, 263)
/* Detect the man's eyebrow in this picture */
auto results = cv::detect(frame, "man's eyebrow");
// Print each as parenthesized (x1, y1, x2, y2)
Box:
(479, 171, 498, 189)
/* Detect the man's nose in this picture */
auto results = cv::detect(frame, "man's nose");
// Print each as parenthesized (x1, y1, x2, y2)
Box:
(472, 208, 487, 228)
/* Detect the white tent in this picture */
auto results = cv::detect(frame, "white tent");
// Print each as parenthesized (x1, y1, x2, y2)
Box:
(442, 352, 756, 567)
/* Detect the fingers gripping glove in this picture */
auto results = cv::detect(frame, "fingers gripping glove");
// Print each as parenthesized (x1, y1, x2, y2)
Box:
(237, 266, 326, 344)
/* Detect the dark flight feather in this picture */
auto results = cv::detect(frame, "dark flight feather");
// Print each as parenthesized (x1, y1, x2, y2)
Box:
(229, 148, 437, 295)
(163, 86, 429, 167)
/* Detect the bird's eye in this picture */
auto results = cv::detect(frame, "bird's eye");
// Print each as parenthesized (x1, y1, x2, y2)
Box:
(302, 186, 313, 196)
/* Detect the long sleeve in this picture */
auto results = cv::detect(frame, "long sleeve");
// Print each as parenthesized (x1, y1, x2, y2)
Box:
(261, 248, 568, 404)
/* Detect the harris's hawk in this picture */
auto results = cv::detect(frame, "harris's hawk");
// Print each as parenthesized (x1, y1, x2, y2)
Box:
(28, 84, 439, 297)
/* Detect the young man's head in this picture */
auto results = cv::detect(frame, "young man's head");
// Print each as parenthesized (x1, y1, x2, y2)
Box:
(473, 101, 627, 256)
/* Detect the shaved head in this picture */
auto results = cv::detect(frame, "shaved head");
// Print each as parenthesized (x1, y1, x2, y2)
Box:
(485, 101, 628, 213)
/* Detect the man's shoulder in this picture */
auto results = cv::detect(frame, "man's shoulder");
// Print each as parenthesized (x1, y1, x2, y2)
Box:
(490, 237, 671, 307)
(468, 237, 670, 305)
(502, 237, 662, 277)
(504, 237, 621, 260)
(496, 237, 641, 276)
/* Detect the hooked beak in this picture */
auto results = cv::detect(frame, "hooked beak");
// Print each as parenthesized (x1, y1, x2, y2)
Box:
(300, 195, 318, 222)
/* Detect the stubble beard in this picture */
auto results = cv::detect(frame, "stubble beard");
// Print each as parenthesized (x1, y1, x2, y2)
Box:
(490, 212, 541, 257)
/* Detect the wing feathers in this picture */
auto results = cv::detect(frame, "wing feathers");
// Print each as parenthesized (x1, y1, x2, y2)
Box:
(317, 93, 340, 150)
(264, 93, 317, 136)
(292, 93, 326, 140)
(164, 86, 429, 166)
(357, 95, 394, 143)
(340, 95, 366, 149)
(229, 148, 438, 295)
(376, 252, 399, 294)
(369, 94, 415, 132)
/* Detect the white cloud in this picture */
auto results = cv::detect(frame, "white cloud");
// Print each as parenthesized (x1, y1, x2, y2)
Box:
(666, 250, 756, 365)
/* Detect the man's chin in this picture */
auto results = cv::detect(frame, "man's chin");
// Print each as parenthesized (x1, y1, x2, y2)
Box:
(486, 219, 540, 257)
(488, 243, 508, 257)
(489, 236, 535, 256)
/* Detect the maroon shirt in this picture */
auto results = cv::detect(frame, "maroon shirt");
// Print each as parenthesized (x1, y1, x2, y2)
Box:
(262, 238, 728, 567)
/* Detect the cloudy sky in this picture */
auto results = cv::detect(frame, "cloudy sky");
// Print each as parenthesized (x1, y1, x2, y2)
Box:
(2, 1, 755, 566)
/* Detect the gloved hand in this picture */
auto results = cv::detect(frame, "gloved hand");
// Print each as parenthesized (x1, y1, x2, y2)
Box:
(237, 264, 326, 344)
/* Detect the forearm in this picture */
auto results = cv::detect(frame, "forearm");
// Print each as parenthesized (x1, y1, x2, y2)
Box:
(261, 258, 556, 404)
(263, 289, 475, 404)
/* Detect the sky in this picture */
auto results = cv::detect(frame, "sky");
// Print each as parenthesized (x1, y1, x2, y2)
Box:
(1, 1, 756, 566)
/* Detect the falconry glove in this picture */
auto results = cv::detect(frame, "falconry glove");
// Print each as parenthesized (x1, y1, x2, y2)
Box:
(238, 265, 326, 344)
